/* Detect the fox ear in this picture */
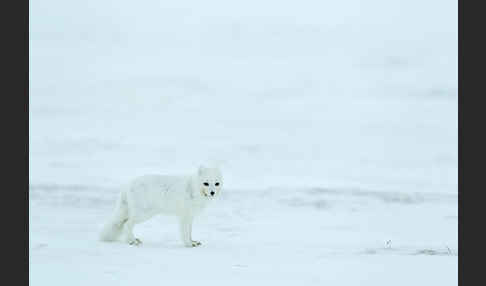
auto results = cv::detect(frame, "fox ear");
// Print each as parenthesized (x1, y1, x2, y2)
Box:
(198, 165, 206, 176)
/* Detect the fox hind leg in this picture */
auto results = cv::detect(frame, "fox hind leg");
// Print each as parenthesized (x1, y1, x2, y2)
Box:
(99, 192, 129, 242)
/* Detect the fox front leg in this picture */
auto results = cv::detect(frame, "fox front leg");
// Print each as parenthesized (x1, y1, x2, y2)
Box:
(179, 216, 201, 247)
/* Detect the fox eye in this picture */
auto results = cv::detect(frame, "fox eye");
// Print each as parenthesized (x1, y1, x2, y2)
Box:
(203, 182, 209, 186)
(215, 182, 220, 186)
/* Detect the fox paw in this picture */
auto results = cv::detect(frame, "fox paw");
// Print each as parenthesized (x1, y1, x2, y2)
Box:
(128, 238, 142, 246)
(185, 241, 202, 247)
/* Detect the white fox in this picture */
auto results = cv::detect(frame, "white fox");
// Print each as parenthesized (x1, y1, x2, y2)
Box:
(99, 166, 222, 247)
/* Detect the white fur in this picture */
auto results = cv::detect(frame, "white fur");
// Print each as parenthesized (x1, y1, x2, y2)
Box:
(99, 166, 223, 247)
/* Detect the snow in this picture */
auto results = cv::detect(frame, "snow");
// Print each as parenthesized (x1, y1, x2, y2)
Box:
(29, 0, 457, 285)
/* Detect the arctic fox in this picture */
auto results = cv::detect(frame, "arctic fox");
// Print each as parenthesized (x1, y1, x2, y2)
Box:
(99, 166, 222, 247)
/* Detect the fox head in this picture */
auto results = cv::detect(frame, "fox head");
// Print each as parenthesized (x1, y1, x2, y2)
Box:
(196, 166, 223, 198)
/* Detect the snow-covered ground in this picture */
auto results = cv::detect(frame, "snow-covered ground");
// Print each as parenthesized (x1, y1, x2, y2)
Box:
(29, 0, 457, 285)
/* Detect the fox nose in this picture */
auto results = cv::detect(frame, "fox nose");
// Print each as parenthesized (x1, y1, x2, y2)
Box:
(210, 191, 215, 196)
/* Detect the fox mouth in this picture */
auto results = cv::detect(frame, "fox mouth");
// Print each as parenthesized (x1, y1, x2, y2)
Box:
(201, 189, 209, 197)
(200, 189, 216, 198)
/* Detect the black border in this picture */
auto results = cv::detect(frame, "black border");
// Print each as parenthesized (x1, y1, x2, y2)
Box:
(1, 0, 29, 284)
(458, 0, 461, 282)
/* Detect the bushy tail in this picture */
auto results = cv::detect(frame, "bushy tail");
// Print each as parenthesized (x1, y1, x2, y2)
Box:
(99, 192, 128, 242)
